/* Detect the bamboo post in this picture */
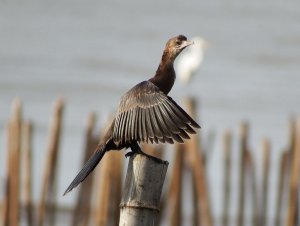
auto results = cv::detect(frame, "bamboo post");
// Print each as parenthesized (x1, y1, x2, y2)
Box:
(260, 138, 270, 226)
(236, 122, 248, 226)
(72, 113, 97, 226)
(111, 151, 123, 225)
(22, 121, 34, 226)
(94, 151, 122, 226)
(142, 144, 166, 225)
(168, 144, 184, 226)
(222, 130, 232, 226)
(245, 150, 258, 226)
(37, 98, 64, 226)
(275, 118, 296, 226)
(7, 99, 22, 226)
(94, 152, 112, 226)
(142, 144, 165, 224)
(93, 117, 123, 226)
(119, 154, 168, 226)
(275, 151, 289, 226)
(184, 98, 213, 226)
(285, 118, 300, 226)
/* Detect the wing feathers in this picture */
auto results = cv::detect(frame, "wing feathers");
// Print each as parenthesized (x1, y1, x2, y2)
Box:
(153, 105, 172, 138)
(145, 108, 154, 139)
(149, 107, 163, 139)
(113, 81, 200, 144)
(141, 109, 147, 141)
(169, 98, 201, 129)
(157, 104, 181, 134)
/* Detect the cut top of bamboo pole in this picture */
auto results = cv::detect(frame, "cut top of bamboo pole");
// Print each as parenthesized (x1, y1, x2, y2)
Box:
(119, 154, 168, 226)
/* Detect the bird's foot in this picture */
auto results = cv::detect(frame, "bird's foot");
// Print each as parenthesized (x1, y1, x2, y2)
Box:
(130, 142, 166, 164)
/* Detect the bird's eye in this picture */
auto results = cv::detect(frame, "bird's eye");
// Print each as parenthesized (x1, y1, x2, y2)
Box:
(176, 40, 181, 45)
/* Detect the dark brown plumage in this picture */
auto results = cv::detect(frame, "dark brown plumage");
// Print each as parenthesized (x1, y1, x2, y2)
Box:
(64, 35, 200, 195)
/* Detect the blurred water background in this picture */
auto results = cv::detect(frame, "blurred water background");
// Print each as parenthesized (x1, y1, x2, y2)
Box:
(0, 0, 300, 225)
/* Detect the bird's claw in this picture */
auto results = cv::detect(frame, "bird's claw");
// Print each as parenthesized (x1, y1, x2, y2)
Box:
(126, 149, 166, 164)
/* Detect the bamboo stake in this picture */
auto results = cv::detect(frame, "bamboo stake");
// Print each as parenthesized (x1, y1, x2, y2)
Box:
(94, 151, 122, 226)
(140, 142, 166, 224)
(246, 150, 258, 226)
(222, 130, 232, 226)
(111, 151, 123, 225)
(7, 99, 22, 226)
(275, 151, 289, 226)
(22, 121, 34, 226)
(95, 152, 112, 226)
(236, 122, 248, 226)
(72, 113, 97, 226)
(285, 118, 300, 226)
(92, 117, 123, 226)
(260, 138, 270, 226)
(184, 98, 213, 226)
(142, 143, 165, 224)
(37, 98, 64, 226)
(119, 154, 168, 226)
(275, 118, 296, 226)
(168, 144, 183, 226)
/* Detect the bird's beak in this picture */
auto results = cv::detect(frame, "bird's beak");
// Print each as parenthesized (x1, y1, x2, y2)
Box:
(180, 40, 194, 50)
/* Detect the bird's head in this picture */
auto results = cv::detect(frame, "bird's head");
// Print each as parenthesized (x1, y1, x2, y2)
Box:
(164, 35, 194, 61)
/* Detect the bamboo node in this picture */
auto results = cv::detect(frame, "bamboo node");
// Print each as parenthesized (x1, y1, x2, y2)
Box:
(120, 201, 160, 212)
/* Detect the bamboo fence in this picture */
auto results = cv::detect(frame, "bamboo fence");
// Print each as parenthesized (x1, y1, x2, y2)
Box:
(0, 98, 299, 226)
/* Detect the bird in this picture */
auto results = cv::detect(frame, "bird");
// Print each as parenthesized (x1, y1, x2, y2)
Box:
(175, 37, 208, 84)
(63, 35, 201, 195)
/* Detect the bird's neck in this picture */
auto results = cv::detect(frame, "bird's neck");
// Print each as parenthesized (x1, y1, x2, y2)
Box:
(149, 51, 175, 95)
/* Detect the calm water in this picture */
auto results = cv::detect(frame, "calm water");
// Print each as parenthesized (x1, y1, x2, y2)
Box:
(1, 0, 300, 224)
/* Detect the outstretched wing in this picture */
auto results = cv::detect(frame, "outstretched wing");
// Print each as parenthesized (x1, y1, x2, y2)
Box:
(113, 81, 200, 145)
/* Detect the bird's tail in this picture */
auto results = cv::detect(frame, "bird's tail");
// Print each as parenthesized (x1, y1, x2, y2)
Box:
(63, 144, 107, 195)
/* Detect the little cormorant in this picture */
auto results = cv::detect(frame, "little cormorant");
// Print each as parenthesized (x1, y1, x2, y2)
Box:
(64, 35, 200, 195)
